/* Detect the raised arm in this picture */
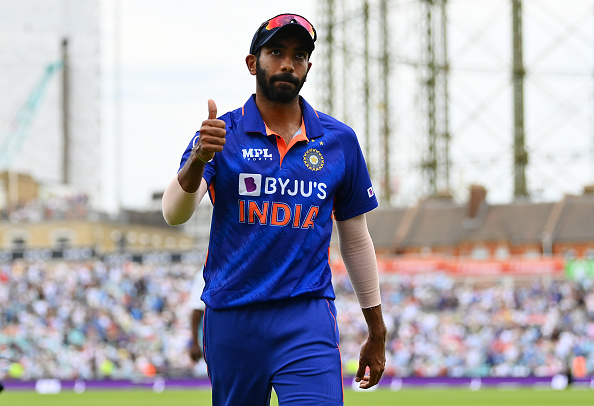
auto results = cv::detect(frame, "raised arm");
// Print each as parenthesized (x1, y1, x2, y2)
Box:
(162, 99, 226, 225)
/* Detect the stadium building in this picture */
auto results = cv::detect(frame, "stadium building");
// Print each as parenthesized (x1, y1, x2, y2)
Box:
(0, 0, 101, 208)
(331, 184, 594, 280)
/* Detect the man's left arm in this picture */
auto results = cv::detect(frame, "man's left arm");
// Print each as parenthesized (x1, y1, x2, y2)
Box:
(335, 214, 387, 389)
(190, 308, 205, 361)
(188, 272, 206, 362)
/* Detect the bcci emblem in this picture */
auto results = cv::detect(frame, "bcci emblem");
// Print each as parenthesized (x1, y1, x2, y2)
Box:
(303, 149, 324, 171)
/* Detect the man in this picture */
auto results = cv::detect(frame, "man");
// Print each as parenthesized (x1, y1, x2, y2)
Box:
(188, 271, 205, 362)
(163, 13, 386, 405)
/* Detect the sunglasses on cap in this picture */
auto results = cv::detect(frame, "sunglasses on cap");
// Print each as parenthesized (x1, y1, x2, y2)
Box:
(261, 14, 317, 41)
(250, 13, 317, 55)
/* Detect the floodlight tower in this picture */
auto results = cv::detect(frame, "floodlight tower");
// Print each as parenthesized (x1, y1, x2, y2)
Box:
(379, 0, 392, 203)
(317, 0, 336, 116)
(512, 0, 528, 199)
(363, 0, 371, 174)
(419, 0, 451, 196)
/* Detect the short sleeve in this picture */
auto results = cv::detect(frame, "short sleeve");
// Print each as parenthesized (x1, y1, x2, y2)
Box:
(332, 130, 378, 221)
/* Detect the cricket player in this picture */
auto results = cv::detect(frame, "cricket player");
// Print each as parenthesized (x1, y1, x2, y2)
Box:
(163, 13, 386, 405)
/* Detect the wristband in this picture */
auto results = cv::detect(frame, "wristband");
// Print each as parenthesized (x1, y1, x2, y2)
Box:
(195, 150, 213, 163)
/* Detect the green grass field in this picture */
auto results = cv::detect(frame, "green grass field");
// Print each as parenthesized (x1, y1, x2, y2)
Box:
(1, 388, 593, 406)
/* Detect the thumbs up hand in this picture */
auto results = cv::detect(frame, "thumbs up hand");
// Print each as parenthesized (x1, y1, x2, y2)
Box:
(194, 99, 227, 163)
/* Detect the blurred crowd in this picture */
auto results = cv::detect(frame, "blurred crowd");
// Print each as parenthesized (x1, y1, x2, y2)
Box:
(336, 273, 594, 379)
(1, 260, 593, 381)
(0, 260, 195, 380)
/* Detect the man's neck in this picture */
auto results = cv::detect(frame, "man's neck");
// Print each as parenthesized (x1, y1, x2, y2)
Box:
(255, 92, 302, 142)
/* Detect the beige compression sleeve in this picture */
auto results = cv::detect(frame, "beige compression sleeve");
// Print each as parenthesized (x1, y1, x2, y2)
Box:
(162, 176, 208, 225)
(336, 214, 382, 309)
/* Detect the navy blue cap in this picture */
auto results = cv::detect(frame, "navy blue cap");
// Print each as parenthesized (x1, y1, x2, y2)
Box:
(250, 13, 317, 55)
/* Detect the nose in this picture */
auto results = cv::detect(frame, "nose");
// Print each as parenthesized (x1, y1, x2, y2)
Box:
(280, 56, 294, 73)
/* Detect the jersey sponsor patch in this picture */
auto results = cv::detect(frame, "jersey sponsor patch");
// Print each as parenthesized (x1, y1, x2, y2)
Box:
(239, 174, 328, 200)
(239, 173, 262, 196)
(242, 148, 273, 161)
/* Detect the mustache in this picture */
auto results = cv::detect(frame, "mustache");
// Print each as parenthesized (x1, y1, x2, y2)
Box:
(270, 73, 300, 86)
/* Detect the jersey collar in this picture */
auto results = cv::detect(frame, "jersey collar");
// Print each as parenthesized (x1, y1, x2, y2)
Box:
(242, 95, 325, 140)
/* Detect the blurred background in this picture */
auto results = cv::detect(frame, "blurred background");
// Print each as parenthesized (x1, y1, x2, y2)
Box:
(1, 0, 594, 395)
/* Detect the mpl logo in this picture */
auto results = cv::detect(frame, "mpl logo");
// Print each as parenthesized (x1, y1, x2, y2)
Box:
(242, 148, 273, 161)
(239, 174, 261, 196)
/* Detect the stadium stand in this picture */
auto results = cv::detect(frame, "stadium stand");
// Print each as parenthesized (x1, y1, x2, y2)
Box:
(0, 260, 592, 381)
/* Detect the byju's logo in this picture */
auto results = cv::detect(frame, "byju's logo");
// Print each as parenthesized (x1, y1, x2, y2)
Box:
(239, 174, 262, 196)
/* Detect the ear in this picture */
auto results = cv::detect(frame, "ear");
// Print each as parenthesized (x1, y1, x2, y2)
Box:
(304, 61, 312, 82)
(246, 55, 257, 76)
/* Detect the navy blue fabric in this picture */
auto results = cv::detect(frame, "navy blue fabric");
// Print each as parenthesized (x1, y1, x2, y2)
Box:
(203, 297, 343, 406)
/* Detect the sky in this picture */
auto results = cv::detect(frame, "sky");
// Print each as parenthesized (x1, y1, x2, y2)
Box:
(98, 0, 594, 212)
(100, 0, 319, 211)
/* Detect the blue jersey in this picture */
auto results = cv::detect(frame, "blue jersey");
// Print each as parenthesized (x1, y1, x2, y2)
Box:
(178, 95, 378, 309)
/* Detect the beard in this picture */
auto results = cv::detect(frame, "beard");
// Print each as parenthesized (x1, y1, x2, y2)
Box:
(256, 59, 308, 104)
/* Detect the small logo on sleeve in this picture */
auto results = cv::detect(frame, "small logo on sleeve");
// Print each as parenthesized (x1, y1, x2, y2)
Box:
(239, 174, 262, 196)
(368, 187, 375, 198)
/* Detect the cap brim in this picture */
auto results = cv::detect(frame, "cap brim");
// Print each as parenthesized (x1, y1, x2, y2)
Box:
(253, 24, 315, 54)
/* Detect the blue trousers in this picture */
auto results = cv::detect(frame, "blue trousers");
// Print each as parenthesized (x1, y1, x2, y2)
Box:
(203, 297, 344, 406)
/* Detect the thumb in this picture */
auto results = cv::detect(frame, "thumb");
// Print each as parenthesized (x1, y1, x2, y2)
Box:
(355, 361, 366, 382)
(207, 99, 217, 120)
